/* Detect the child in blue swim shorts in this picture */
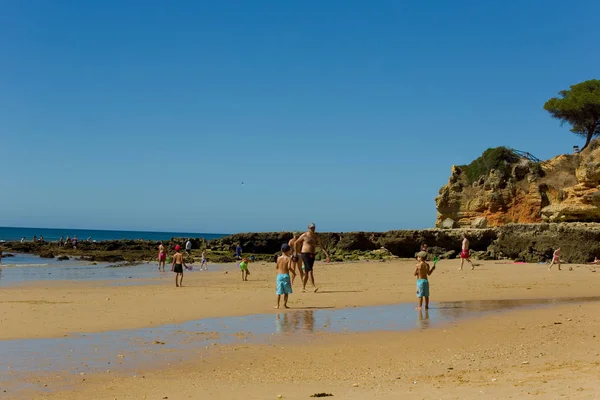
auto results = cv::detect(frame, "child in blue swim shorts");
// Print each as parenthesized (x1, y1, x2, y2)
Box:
(414, 254, 435, 309)
(275, 243, 294, 309)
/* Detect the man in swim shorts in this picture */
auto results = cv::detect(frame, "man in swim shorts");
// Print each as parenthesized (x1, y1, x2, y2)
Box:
(275, 244, 293, 309)
(294, 223, 330, 292)
(171, 245, 188, 287)
(158, 242, 166, 271)
(459, 234, 474, 270)
(288, 232, 304, 284)
(239, 257, 251, 281)
(415, 253, 435, 309)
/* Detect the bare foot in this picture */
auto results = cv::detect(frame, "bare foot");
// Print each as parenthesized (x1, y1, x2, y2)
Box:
(314, 287, 319, 293)
(175, 285, 179, 287)
(284, 305, 289, 309)
(302, 288, 307, 293)
(274, 305, 279, 309)
(415, 307, 422, 310)
(458, 268, 463, 270)
(471, 266, 475, 270)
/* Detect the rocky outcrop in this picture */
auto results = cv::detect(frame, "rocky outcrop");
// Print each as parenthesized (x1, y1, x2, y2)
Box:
(436, 141, 600, 227)
(2, 224, 600, 263)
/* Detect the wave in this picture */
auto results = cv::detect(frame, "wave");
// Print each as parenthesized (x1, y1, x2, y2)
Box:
(0, 263, 50, 268)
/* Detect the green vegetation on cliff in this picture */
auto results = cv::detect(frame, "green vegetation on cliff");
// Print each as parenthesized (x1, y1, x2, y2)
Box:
(459, 146, 520, 184)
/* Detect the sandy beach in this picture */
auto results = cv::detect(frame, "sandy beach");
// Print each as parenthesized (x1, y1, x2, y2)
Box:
(2, 259, 600, 399)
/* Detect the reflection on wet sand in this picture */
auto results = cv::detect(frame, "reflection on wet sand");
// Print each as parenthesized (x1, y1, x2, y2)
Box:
(2, 296, 600, 395)
(417, 309, 430, 329)
(276, 311, 332, 334)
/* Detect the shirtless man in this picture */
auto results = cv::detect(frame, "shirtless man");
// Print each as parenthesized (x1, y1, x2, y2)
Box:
(158, 242, 166, 271)
(288, 232, 304, 284)
(295, 223, 330, 292)
(459, 234, 474, 270)
(171, 245, 188, 287)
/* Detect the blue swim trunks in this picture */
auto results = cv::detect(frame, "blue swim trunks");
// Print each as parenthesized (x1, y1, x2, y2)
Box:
(416, 279, 429, 298)
(276, 274, 293, 295)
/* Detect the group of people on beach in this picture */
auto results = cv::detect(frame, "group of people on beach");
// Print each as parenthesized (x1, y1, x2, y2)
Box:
(154, 225, 572, 311)
(157, 241, 208, 287)
(273, 222, 331, 308)
(411, 234, 473, 310)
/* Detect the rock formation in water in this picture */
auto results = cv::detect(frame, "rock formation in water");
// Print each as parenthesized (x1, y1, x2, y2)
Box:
(436, 140, 600, 228)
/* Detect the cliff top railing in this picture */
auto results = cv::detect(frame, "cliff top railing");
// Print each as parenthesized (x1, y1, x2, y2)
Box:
(512, 149, 551, 166)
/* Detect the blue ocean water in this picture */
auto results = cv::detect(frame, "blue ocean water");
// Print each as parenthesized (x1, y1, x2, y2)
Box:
(0, 226, 226, 242)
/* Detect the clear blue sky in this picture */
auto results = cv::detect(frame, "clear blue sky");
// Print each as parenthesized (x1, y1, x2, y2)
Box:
(1, 0, 598, 233)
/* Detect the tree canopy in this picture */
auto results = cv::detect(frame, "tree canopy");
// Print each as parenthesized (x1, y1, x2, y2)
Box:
(544, 79, 600, 151)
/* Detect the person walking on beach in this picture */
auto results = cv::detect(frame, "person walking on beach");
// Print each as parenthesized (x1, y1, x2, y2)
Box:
(288, 232, 304, 284)
(548, 248, 561, 271)
(72, 236, 78, 250)
(459, 234, 474, 270)
(185, 239, 192, 254)
(33, 235, 37, 243)
(200, 249, 208, 270)
(418, 242, 429, 261)
(235, 244, 242, 260)
(158, 242, 167, 272)
(295, 222, 331, 292)
(275, 244, 294, 309)
(171, 245, 188, 287)
(59, 236, 64, 247)
(239, 257, 251, 281)
(415, 253, 435, 310)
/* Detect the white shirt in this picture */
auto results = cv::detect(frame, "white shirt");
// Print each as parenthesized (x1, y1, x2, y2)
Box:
(186, 241, 192, 250)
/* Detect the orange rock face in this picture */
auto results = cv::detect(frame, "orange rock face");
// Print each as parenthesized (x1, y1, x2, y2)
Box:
(436, 141, 600, 228)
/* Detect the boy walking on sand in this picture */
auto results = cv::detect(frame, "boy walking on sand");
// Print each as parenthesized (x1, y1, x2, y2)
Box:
(171, 245, 188, 287)
(415, 254, 435, 310)
(548, 248, 561, 271)
(275, 244, 294, 309)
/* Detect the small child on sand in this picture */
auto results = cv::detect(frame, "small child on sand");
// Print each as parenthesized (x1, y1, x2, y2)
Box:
(275, 244, 294, 309)
(239, 258, 251, 281)
(548, 248, 561, 271)
(414, 254, 435, 310)
(171, 245, 188, 287)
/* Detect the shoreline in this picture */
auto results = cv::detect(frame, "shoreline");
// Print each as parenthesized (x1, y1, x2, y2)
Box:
(1, 259, 599, 340)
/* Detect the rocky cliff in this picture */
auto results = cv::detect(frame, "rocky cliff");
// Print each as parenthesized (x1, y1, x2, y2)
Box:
(436, 140, 600, 228)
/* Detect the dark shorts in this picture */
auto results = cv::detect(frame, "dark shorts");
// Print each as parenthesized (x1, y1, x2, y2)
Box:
(173, 264, 183, 273)
(301, 253, 316, 272)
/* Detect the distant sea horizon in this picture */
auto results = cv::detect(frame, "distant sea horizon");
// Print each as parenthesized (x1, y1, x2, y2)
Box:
(0, 226, 228, 242)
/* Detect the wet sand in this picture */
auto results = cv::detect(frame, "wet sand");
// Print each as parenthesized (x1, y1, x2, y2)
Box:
(2, 259, 600, 399)
(1, 259, 599, 340)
